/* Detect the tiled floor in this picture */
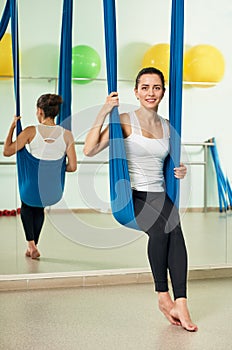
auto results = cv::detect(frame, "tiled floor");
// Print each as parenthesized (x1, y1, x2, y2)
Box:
(0, 278, 232, 350)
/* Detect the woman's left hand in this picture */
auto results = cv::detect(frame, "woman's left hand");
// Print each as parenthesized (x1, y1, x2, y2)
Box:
(174, 162, 187, 179)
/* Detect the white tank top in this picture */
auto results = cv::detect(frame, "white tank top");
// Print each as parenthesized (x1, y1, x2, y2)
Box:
(29, 124, 66, 160)
(124, 111, 170, 192)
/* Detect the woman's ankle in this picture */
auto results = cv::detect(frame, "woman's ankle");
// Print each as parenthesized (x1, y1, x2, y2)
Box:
(28, 240, 36, 250)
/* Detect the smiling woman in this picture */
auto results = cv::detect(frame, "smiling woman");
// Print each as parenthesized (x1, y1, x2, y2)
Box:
(0, 0, 231, 340)
(83, 66, 197, 332)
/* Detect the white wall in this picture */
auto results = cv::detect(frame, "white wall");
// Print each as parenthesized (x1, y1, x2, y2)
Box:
(0, 0, 231, 210)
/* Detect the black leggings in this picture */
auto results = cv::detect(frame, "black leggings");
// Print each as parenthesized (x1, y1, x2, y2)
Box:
(20, 202, 45, 245)
(133, 190, 187, 300)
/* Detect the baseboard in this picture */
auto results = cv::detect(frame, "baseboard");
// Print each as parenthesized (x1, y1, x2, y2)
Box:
(182, 207, 220, 213)
(45, 208, 111, 214)
(47, 207, 222, 214)
(1, 265, 232, 292)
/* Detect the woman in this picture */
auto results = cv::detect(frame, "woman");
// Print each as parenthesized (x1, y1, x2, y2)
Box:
(4, 93, 77, 259)
(83, 67, 197, 331)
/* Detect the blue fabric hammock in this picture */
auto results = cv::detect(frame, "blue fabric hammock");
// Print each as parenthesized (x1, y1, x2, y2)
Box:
(209, 137, 232, 212)
(0, 0, 73, 207)
(102, 0, 184, 230)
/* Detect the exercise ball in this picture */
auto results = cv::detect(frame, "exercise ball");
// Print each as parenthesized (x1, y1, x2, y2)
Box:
(72, 45, 101, 84)
(142, 43, 170, 82)
(0, 33, 13, 79)
(183, 45, 225, 87)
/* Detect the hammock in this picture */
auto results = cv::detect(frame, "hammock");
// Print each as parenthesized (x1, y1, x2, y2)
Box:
(209, 137, 232, 212)
(0, 0, 73, 207)
(102, 0, 184, 229)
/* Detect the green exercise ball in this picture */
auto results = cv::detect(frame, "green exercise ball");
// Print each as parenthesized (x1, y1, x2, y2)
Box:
(72, 45, 101, 84)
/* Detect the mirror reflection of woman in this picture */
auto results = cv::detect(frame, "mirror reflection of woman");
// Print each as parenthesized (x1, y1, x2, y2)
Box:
(4, 93, 77, 259)
(84, 67, 197, 332)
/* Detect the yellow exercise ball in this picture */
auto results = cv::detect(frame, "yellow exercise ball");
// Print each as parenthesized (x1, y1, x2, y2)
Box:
(183, 45, 225, 87)
(0, 33, 13, 79)
(142, 43, 170, 82)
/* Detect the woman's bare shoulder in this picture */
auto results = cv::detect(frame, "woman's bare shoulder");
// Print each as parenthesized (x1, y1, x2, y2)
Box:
(119, 112, 131, 137)
(17, 125, 36, 144)
(24, 125, 36, 131)
(119, 112, 130, 123)
(22, 125, 36, 137)
(64, 129, 75, 143)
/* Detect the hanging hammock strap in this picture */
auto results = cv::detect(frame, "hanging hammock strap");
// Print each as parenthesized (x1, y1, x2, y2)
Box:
(209, 137, 232, 211)
(102, 0, 184, 228)
(57, 0, 73, 130)
(164, 0, 185, 207)
(0, 0, 73, 127)
(0, 0, 10, 40)
(0, 0, 73, 207)
(103, 0, 140, 230)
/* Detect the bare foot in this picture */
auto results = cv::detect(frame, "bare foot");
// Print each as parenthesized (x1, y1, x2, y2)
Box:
(27, 241, 40, 260)
(170, 298, 198, 332)
(25, 249, 31, 257)
(30, 248, 40, 259)
(158, 292, 181, 326)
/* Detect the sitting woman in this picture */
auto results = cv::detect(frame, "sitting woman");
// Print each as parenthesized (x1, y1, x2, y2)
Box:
(4, 93, 77, 259)
(83, 67, 197, 332)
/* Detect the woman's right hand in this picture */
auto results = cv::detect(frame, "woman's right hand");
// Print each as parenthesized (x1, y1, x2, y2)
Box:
(83, 93, 118, 157)
(102, 92, 119, 115)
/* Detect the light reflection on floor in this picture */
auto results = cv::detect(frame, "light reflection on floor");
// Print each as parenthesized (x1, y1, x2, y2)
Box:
(0, 210, 231, 275)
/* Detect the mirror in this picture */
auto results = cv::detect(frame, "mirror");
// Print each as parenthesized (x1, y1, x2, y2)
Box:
(0, 0, 231, 280)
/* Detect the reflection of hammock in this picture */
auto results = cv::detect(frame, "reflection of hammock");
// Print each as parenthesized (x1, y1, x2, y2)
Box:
(209, 137, 232, 212)
(0, 0, 73, 207)
(16, 150, 66, 207)
(103, 0, 184, 229)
